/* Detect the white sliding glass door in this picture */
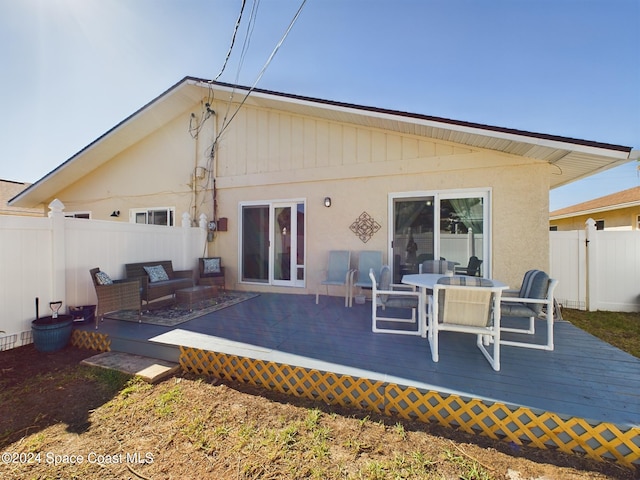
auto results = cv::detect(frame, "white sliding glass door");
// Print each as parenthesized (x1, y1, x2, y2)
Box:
(390, 190, 490, 282)
(240, 200, 305, 287)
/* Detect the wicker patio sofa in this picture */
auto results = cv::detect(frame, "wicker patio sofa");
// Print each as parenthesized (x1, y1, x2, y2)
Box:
(125, 260, 194, 305)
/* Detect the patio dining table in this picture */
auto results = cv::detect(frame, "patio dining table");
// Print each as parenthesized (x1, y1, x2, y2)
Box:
(401, 273, 509, 338)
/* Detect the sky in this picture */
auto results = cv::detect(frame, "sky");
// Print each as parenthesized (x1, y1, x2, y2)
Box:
(0, 0, 638, 211)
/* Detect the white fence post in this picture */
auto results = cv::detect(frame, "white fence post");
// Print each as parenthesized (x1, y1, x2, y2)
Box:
(585, 218, 597, 312)
(181, 212, 193, 270)
(48, 199, 66, 308)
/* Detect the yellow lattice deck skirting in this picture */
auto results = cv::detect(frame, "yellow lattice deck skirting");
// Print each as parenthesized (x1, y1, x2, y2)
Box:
(71, 329, 111, 352)
(180, 346, 639, 469)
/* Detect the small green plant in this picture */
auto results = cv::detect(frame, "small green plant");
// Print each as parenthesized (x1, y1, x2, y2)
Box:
(212, 423, 232, 438)
(392, 421, 407, 440)
(23, 433, 45, 453)
(363, 460, 386, 479)
(358, 415, 370, 428)
(119, 376, 151, 399)
(278, 424, 299, 450)
(305, 408, 322, 429)
(411, 450, 436, 470)
(343, 437, 370, 455)
(156, 385, 183, 417)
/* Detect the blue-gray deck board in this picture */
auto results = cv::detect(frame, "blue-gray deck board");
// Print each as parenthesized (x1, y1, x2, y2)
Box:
(76, 293, 640, 427)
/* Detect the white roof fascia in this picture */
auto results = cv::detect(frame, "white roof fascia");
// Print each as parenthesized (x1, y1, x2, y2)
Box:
(189, 79, 632, 161)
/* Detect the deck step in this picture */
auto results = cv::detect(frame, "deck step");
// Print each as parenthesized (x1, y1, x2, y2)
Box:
(81, 351, 180, 383)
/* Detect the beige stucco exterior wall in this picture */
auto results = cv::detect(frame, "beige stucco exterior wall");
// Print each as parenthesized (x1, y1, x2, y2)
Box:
(551, 206, 640, 231)
(45, 97, 550, 293)
(0, 180, 43, 217)
(211, 102, 550, 292)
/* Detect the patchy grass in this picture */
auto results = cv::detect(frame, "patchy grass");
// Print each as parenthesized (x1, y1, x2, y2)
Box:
(0, 346, 634, 479)
(562, 309, 640, 358)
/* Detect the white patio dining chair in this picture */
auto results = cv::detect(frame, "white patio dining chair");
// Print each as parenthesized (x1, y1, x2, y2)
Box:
(500, 270, 559, 351)
(348, 251, 383, 307)
(369, 266, 423, 336)
(316, 250, 352, 306)
(428, 276, 503, 371)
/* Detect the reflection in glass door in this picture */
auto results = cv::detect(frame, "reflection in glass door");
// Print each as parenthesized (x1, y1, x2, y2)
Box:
(392, 198, 434, 282)
(241, 205, 269, 283)
(274, 206, 292, 281)
(439, 196, 485, 276)
(273, 203, 305, 286)
(390, 192, 489, 281)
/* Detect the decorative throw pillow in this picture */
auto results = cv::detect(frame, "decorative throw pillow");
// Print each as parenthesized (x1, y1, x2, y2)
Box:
(95, 271, 113, 285)
(144, 265, 169, 283)
(203, 257, 221, 274)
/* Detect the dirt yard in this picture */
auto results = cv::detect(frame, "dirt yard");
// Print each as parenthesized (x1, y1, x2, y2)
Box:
(0, 345, 636, 479)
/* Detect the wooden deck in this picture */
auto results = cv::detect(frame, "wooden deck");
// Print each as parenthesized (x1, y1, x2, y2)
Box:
(74, 292, 640, 429)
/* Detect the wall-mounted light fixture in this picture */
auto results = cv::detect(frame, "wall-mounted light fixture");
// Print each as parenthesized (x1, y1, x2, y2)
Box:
(110, 210, 120, 217)
(324, 197, 332, 208)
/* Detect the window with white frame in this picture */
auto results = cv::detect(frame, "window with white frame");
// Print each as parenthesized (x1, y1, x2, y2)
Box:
(131, 207, 175, 226)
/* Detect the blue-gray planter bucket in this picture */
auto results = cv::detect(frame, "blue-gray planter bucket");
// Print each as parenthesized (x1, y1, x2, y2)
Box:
(31, 315, 73, 353)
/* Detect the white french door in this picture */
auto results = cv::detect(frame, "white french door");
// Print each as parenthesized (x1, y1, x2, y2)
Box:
(240, 200, 305, 287)
(272, 202, 305, 286)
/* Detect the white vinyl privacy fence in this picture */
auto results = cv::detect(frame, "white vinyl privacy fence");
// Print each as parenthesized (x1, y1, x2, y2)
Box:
(550, 218, 640, 312)
(0, 199, 209, 350)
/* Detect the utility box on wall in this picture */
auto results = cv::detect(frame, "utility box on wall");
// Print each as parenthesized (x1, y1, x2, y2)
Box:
(217, 218, 228, 231)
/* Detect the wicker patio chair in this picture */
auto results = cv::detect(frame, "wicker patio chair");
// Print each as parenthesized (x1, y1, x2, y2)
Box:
(90, 268, 142, 329)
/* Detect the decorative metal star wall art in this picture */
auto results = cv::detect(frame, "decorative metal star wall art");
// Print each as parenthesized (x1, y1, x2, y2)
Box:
(350, 211, 382, 243)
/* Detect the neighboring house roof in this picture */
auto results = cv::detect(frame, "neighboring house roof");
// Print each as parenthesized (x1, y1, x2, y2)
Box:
(550, 185, 640, 220)
(9, 76, 638, 208)
(0, 179, 42, 216)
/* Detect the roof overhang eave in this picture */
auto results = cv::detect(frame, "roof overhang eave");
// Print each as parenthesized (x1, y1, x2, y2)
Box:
(10, 76, 636, 206)
(10, 79, 204, 208)
(550, 200, 640, 220)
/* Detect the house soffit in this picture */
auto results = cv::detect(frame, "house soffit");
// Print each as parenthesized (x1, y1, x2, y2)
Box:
(202, 80, 631, 189)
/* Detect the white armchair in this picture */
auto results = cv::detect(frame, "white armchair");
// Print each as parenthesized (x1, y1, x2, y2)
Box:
(500, 270, 559, 351)
(369, 266, 423, 336)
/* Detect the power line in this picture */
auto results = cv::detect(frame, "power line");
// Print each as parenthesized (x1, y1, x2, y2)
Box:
(215, 0, 308, 143)
(214, 0, 247, 81)
(205, 0, 308, 223)
(235, 0, 261, 83)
